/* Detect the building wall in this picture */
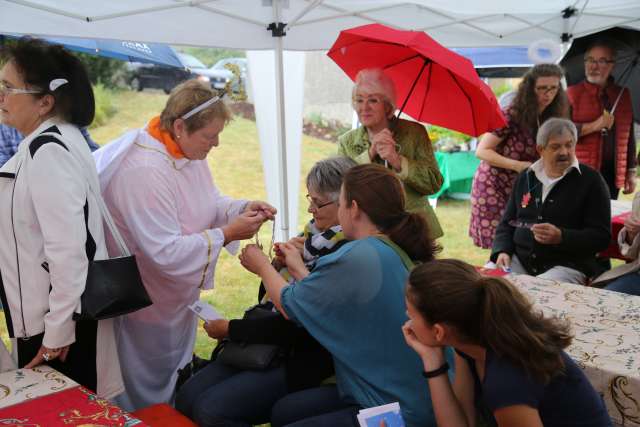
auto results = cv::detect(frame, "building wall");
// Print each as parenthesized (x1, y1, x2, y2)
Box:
(303, 51, 354, 125)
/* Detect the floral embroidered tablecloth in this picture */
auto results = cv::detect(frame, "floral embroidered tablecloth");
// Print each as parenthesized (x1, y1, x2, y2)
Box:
(509, 274, 640, 426)
(0, 366, 146, 426)
(0, 365, 78, 408)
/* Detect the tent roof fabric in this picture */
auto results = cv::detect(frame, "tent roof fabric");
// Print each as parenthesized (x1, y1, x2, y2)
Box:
(1, 0, 639, 50)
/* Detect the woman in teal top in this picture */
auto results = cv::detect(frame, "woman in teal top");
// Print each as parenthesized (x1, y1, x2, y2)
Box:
(338, 68, 443, 239)
(240, 164, 445, 427)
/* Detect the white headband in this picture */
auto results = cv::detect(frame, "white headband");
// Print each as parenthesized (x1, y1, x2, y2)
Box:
(181, 95, 221, 120)
(49, 78, 68, 91)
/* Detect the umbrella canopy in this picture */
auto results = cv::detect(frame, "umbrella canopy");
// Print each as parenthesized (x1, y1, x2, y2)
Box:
(2, 34, 184, 68)
(560, 26, 640, 123)
(328, 23, 506, 137)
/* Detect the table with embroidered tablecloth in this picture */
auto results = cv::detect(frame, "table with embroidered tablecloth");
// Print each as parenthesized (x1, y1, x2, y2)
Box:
(508, 274, 640, 426)
(0, 365, 146, 426)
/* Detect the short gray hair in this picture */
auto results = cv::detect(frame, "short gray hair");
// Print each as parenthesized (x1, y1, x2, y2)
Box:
(536, 118, 578, 148)
(306, 156, 357, 201)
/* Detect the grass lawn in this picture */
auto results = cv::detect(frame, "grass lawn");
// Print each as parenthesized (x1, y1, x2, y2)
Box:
(0, 90, 489, 357)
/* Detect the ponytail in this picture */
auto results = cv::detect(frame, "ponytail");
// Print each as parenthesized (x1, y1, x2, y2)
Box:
(407, 259, 572, 384)
(342, 164, 440, 262)
(386, 212, 439, 262)
(479, 276, 572, 383)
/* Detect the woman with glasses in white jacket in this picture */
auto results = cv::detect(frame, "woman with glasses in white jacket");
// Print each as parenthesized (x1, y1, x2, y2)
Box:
(0, 39, 122, 398)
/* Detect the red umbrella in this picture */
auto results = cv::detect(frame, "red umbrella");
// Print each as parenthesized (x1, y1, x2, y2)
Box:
(328, 23, 506, 136)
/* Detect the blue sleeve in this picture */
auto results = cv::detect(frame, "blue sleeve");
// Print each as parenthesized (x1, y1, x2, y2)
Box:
(280, 241, 386, 343)
(80, 127, 100, 151)
(483, 357, 544, 411)
(0, 125, 22, 167)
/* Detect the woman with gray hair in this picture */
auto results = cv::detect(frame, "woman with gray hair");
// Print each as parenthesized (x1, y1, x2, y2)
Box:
(176, 156, 355, 427)
(338, 68, 443, 239)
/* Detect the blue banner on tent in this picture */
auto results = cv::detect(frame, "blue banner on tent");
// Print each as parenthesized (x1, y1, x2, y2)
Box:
(3, 34, 184, 68)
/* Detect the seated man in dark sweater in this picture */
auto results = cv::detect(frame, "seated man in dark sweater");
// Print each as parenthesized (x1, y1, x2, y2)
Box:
(492, 118, 611, 284)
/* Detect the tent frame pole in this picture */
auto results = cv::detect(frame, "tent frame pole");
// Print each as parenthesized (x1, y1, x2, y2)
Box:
(271, 0, 290, 239)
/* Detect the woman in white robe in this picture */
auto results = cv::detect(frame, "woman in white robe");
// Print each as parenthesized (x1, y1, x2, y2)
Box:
(94, 80, 275, 411)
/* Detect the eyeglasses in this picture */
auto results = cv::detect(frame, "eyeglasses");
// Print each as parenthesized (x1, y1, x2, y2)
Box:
(255, 220, 275, 261)
(584, 57, 614, 67)
(306, 194, 335, 210)
(0, 81, 42, 98)
(534, 85, 560, 95)
(353, 95, 384, 107)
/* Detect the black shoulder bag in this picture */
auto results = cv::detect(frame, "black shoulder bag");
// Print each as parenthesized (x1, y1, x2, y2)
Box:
(214, 304, 286, 370)
(60, 134, 152, 321)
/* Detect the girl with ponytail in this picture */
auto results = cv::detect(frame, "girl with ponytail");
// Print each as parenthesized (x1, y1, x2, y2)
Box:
(402, 259, 611, 427)
(239, 164, 443, 427)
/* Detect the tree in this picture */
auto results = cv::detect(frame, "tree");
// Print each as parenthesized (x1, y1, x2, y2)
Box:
(76, 53, 127, 88)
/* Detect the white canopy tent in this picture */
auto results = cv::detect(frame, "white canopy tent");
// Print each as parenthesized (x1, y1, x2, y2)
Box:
(2, 0, 639, 239)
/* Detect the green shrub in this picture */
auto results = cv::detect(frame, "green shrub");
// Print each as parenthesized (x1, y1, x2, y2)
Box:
(178, 47, 245, 67)
(77, 53, 127, 89)
(91, 84, 117, 128)
(308, 112, 327, 127)
(492, 82, 514, 98)
(427, 125, 472, 144)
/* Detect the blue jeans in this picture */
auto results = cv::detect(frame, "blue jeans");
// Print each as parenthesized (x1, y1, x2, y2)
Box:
(271, 385, 361, 427)
(175, 360, 288, 427)
(605, 272, 640, 296)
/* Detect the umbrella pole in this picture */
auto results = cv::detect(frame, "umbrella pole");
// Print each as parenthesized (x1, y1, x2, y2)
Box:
(610, 55, 638, 115)
(387, 59, 429, 168)
(394, 59, 430, 125)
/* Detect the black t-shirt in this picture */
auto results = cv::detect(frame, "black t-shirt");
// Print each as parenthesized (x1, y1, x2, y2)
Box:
(456, 349, 611, 427)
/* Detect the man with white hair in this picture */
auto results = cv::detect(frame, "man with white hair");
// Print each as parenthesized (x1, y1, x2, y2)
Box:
(567, 40, 636, 200)
(491, 118, 611, 284)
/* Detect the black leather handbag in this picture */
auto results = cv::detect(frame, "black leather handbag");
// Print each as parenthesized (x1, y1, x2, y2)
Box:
(215, 304, 285, 370)
(76, 254, 151, 320)
(65, 139, 152, 321)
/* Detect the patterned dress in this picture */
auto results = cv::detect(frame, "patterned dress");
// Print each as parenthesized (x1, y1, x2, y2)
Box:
(469, 112, 539, 248)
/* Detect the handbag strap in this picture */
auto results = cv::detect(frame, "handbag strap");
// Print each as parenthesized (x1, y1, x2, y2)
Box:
(373, 236, 415, 271)
(41, 132, 131, 257)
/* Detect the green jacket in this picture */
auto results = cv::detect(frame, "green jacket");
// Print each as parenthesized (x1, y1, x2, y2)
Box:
(337, 119, 444, 239)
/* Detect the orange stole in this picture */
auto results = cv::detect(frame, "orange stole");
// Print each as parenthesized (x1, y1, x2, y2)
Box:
(146, 116, 185, 159)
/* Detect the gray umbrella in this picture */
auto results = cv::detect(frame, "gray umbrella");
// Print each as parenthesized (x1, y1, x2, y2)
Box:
(561, 26, 640, 124)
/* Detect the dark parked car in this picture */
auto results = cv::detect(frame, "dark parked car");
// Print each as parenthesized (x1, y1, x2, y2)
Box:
(128, 53, 230, 94)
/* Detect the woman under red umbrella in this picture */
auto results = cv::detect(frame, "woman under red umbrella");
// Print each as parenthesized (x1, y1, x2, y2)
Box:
(338, 68, 444, 240)
(469, 64, 568, 250)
